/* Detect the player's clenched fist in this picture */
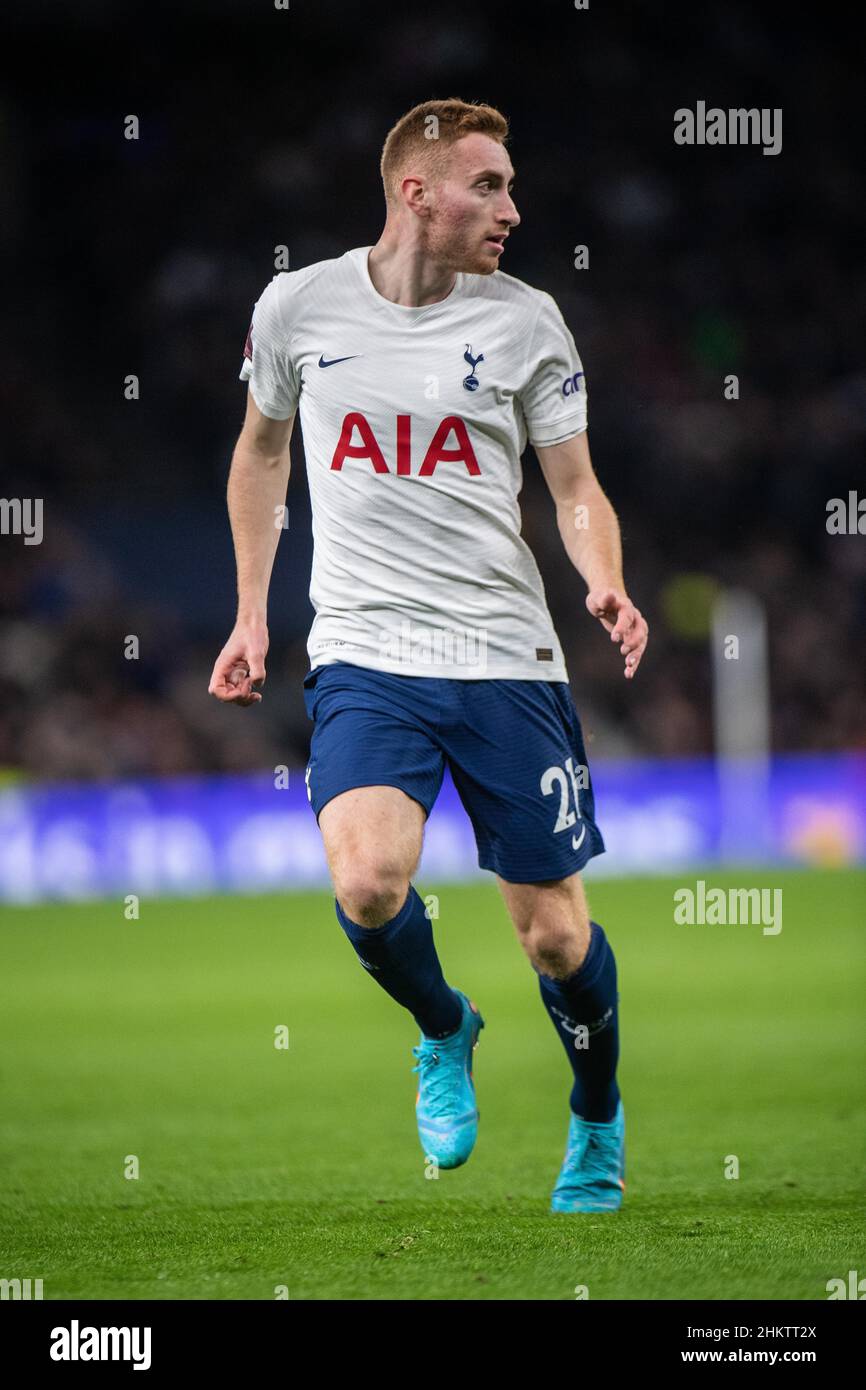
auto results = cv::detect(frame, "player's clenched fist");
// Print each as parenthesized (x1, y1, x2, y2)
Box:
(208, 623, 269, 706)
(585, 588, 649, 680)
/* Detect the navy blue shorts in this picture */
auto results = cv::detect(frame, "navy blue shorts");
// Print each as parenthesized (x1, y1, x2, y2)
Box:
(302, 661, 605, 883)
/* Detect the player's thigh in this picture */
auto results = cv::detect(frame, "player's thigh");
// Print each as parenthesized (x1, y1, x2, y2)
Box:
(497, 871, 591, 974)
(319, 784, 426, 900)
(303, 662, 445, 920)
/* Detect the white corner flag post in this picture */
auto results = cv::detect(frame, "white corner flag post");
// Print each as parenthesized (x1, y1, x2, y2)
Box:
(711, 589, 772, 864)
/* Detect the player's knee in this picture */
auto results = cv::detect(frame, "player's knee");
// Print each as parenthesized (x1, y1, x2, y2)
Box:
(527, 920, 586, 977)
(335, 864, 409, 929)
(514, 885, 591, 977)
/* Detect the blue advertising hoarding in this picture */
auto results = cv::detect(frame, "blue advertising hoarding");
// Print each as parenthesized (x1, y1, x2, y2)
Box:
(0, 755, 863, 904)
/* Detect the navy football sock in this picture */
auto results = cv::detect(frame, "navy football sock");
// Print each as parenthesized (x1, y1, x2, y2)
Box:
(537, 919, 620, 1123)
(336, 885, 463, 1039)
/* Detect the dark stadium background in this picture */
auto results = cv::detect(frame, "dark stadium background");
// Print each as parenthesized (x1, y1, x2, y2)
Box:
(1, 0, 863, 784)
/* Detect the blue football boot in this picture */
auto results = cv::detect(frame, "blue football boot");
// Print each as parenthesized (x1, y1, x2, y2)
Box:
(412, 990, 484, 1170)
(551, 1099, 625, 1212)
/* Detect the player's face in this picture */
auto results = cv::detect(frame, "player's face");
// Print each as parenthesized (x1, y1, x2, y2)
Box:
(425, 133, 520, 275)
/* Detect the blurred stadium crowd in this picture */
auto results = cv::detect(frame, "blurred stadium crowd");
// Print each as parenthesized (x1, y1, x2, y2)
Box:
(2, 1, 863, 781)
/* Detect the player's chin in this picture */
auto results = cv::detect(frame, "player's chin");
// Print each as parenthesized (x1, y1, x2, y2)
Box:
(468, 246, 503, 275)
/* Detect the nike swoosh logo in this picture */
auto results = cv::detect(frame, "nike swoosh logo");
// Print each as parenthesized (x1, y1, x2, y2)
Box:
(572, 826, 586, 851)
(318, 354, 361, 368)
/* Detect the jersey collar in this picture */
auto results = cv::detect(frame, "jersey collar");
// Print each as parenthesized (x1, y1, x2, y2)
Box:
(351, 246, 464, 321)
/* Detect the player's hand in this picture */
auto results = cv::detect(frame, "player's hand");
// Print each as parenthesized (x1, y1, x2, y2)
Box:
(585, 588, 648, 680)
(208, 621, 269, 706)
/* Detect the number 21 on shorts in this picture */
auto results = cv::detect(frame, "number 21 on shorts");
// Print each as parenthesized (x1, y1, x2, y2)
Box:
(540, 757, 588, 850)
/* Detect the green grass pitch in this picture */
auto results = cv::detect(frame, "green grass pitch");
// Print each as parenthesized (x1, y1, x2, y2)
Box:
(1, 868, 864, 1300)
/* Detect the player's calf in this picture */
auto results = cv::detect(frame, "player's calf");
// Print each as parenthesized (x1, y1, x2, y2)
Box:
(335, 883, 463, 1039)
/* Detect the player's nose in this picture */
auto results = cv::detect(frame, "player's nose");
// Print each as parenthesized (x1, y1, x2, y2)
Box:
(500, 195, 520, 227)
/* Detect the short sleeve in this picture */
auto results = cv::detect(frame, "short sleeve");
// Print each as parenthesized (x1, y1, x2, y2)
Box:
(238, 274, 299, 419)
(518, 293, 588, 446)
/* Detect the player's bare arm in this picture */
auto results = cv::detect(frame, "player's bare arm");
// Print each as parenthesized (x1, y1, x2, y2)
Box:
(535, 430, 649, 680)
(208, 390, 295, 707)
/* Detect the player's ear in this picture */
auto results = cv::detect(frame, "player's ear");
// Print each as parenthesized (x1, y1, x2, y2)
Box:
(402, 175, 429, 216)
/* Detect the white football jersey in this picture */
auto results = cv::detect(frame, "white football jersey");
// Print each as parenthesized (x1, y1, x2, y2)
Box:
(238, 246, 588, 680)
